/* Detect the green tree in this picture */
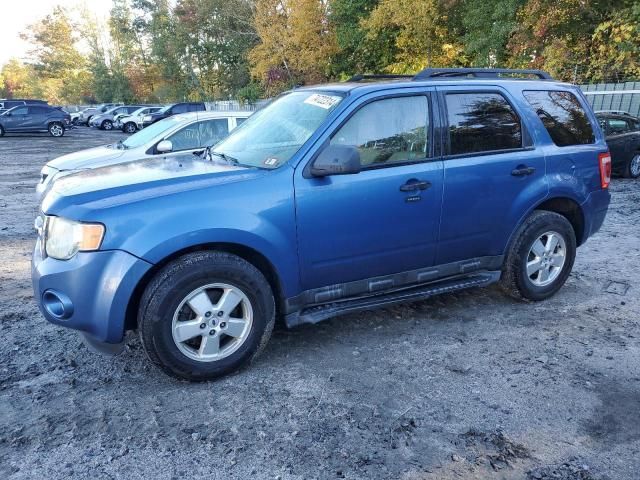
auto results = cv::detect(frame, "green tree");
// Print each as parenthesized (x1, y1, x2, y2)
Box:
(362, 0, 467, 74)
(329, 0, 392, 77)
(462, 0, 525, 67)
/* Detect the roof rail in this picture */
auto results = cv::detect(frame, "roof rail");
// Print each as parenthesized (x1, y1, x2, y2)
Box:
(347, 74, 413, 82)
(413, 68, 553, 81)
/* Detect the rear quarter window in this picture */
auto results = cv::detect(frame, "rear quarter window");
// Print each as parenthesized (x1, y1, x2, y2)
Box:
(523, 90, 595, 146)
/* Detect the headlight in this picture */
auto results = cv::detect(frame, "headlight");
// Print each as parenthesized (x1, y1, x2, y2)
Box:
(45, 216, 105, 260)
(143, 115, 152, 122)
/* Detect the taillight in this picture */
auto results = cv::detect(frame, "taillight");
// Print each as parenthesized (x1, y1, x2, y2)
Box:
(599, 152, 611, 189)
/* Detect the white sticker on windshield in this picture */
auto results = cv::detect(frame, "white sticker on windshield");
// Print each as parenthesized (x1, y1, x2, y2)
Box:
(304, 94, 340, 110)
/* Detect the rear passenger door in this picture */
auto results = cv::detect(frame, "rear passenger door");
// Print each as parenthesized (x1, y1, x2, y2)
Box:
(435, 86, 547, 266)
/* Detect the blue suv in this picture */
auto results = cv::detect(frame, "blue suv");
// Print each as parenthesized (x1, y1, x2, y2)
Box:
(32, 68, 611, 380)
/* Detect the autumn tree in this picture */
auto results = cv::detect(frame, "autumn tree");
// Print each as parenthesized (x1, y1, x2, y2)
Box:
(250, 0, 337, 94)
(20, 6, 90, 103)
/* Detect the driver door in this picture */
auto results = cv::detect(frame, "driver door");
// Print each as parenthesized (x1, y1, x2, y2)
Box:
(294, 91, 444, 291)
(4, 106, 29, 131)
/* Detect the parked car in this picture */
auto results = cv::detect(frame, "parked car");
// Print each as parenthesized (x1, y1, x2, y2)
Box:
(33, 68, 611, 380)
(36, 111, 249, 198)
(0, 98, 48, 110)
(595, 111, 640, 178)
(115, 106, 163, 133)
(140, 102, 206, 128)
(89, 105, 146, 130)
(0, 104, 70, 137)
(78, 103, 122, 126)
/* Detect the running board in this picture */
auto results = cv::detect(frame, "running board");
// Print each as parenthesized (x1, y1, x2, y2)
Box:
(285, 271, 501, 327)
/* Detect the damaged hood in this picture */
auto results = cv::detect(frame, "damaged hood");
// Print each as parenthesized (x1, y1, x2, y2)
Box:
(42, 154, 260, 214)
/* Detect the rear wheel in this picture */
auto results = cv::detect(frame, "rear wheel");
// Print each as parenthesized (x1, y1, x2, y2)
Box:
(138, 251, 275, 381)
(48, 122, 64, 137)
(500, 211, 576, 301)
(86, 115, 93, 125)
(123, 122, 137, 134)
(101, 120, 113, 130)
(624, 154, 640, 179)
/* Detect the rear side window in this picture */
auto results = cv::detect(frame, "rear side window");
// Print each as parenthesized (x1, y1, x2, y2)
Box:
(523, 90, 595, 146)
(172, 104, 188, 114)
(331, 95, 429, 167)
(445, 92, 522, 155)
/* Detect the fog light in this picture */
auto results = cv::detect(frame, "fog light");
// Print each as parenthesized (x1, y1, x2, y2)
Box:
(42, 290, 74, 320)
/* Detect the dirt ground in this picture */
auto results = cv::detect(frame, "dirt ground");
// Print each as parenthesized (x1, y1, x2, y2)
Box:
(0, 127, 639, 480)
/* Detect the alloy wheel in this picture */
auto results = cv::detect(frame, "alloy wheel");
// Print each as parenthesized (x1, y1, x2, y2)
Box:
(49, 124, 63, 137)
(171, 283, 253, 362)
(526, 231, 567, 287)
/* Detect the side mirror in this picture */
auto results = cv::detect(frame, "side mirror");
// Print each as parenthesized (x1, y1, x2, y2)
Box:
(311, 144, 361, 177)
(156, 140, 173, 153)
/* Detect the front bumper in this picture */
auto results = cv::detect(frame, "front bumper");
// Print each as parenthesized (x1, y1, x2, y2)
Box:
(32, 240, 153, 344)
(581, 188, 611, 242)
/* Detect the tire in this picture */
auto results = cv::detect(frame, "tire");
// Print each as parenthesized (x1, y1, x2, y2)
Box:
(48, 122, 65, 137)
(101, 120, 113, 130)
(123, 122, 137, 134)
(500, 210, 576, 301)
(623, 153, 640, 179)
(138, 251, 275, 381)
(86, 116, 93, 125)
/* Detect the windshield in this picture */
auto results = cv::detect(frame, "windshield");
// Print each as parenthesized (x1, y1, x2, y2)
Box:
(212, 91, 344, 169)
(120, 116, 184, 149)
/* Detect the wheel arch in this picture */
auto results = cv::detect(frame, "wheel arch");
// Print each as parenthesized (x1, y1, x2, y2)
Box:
(124, 242, 285, 332)
(534, 196, 585, 246)
(503, 196, 586, 260)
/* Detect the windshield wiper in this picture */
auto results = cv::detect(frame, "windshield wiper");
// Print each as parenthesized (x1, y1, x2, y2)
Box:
(206, 147, 239, 166)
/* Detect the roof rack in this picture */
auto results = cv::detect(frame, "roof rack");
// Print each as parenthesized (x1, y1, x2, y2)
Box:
(347, 74, 413, 82)
(413, 68, 553, 80)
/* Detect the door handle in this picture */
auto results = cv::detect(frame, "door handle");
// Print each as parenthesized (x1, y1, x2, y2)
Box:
(511, 166, 536, 177)
(400, 179, 431, 192)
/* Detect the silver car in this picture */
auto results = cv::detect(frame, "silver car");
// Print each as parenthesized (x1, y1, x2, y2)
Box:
(37, 111, 251, 199)
(78, 103, 121, 125)
(89, 105, 145, 130)
(115, 106, 163, 133)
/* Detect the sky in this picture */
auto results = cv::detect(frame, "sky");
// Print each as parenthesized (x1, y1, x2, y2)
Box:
(0, 0, 113, 67)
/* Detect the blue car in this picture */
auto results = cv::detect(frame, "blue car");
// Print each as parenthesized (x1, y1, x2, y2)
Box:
(32, 68, 611, 380)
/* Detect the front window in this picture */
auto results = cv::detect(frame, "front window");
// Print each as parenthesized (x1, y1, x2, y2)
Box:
(213, 90, 344, 169)
(120, 116, 184, 149)
(331, 96, 429, 167)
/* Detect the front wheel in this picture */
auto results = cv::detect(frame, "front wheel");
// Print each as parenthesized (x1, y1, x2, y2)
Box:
(624, 154, 640, 179)
(48, 122, 65, 137)
(500, 210, 576, 301)
(138, 251, 275, 381)
(101, 120, 113, 130)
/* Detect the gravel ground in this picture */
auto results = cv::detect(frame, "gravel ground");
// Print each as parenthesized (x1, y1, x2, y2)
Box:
(0, 127, 639, 480)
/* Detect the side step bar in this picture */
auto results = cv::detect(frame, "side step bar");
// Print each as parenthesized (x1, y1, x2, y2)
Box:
(285, 271, 501, 327)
